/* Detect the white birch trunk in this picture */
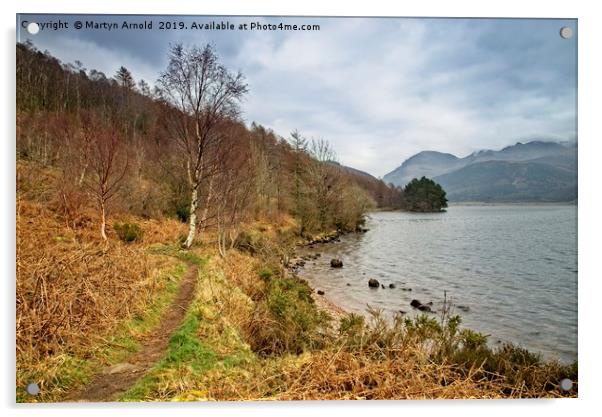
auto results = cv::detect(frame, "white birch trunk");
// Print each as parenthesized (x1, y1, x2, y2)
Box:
(200, 176, 214, 232)
(100, 201, 107, 241)
(183, 186, 199, 248)
(78, 163, 87, 187)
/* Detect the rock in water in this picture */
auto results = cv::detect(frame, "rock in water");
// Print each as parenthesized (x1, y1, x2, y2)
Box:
(317, 290, 325, 295)
(368, 278, 380, 288)
(330, 258, 343, 268)
(410, 299, 422, 308)
(389, 283, 396, 289)
(418, 305, 432, 312)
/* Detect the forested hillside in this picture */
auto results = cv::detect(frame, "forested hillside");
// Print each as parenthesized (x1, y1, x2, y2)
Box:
(17, 40, 403, 246)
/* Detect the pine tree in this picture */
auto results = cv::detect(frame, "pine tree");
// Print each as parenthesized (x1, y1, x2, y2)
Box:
(403, 176, 448, 212)
(114, 66, 135, 90)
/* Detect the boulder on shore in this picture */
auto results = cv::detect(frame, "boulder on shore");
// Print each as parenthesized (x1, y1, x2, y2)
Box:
(411, 299, 435, 313)
(368, 278, 380, 288)
(330, 258, 343, 268)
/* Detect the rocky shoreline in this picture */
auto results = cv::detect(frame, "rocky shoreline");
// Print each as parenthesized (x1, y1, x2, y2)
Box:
(283, 231, 353, 323)
(284, 229, 473, 322)
(288, 234, 522, 359)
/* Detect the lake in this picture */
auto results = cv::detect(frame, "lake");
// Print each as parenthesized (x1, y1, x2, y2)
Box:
(297, 204, 578, 363)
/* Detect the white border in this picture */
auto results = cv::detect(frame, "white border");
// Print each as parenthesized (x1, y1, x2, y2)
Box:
(3, 1, 600, 417)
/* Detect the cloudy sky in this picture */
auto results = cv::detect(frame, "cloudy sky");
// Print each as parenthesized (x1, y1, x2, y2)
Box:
(17, 15, 577, 177)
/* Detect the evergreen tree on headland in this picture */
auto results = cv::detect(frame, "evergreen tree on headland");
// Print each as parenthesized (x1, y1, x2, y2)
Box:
(403, 176, 448, 212)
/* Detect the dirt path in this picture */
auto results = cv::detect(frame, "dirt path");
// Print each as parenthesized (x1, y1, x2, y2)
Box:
(66, 264, 199, 402)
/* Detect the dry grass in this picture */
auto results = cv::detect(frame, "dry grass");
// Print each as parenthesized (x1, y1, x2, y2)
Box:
(214, 250, 266, 303)
(18, 201, 137, 357)
(113, 214, 187, 245)
(16, 198, 183, 400)
(273, 330, 574, 400)
(274, 350, 504, 400)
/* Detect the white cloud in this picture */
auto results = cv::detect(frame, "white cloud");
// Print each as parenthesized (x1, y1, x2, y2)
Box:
(235, 19, 576, 176)
(23, 17, 577, 178)
(29, 35, 160, 86)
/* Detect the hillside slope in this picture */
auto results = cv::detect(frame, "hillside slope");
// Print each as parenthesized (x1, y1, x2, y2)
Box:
(434, 160, 577, 202)
(384, 141, 577, 202)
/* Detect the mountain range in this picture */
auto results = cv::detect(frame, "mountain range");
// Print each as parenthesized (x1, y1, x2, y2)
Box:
(382, 141, 577, 202)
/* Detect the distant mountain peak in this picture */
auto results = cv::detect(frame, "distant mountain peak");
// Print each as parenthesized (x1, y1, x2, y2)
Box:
(383, 139, 577, 202)
(400, 150, 458, 167)
(411, 150, 458, 158)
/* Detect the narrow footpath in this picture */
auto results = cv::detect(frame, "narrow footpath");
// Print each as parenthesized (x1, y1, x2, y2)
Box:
(66, 264, 199, 402)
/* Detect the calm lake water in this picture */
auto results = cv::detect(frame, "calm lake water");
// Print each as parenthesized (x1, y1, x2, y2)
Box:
(298, 205, 578, 363)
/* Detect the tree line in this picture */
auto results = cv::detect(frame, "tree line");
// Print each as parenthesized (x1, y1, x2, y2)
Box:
(17, 41, 410, 251)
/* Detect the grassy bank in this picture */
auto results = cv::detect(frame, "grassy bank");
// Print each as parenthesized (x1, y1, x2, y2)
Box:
(16, 201, 577, 401)
(130, 248, 578, 400)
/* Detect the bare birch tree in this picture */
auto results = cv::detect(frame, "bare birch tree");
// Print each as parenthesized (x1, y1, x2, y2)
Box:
(157, 43, 248, 248)
(81, 117, 129, 240)
(308, 138, 340, 229)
